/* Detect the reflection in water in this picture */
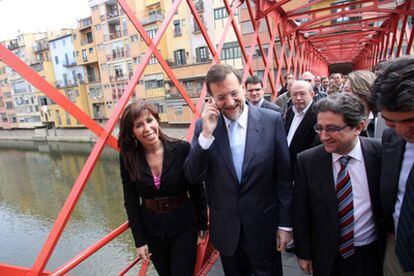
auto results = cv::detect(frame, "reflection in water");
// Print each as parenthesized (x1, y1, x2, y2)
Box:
(0, 140, 156, 275)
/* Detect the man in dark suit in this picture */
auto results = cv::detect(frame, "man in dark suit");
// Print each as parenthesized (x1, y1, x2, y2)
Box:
(301, 71, 327, 102)
(245, 75, 282, 113)
(371, 56, 414, 275)
(184, 64, 293, 276)
(294, 93, 383, 276)
(285, 80, 317, 169)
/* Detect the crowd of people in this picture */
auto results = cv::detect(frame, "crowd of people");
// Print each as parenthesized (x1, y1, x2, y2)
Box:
(117, 56, 414, 276)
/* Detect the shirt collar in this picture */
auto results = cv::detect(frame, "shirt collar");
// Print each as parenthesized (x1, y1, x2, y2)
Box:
(252, 97, 265, 108)
(223, 102, 249, 129)
(332, 137, 363, 164)
(293, 99, 313, 115)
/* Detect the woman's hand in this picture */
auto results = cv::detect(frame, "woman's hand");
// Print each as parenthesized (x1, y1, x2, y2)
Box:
(197, 230, 207, 245)
(136, 245, 151, 261)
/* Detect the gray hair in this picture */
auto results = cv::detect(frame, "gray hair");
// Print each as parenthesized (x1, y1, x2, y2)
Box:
(291, 80, 313, 94)
(314, 93, 366, 127)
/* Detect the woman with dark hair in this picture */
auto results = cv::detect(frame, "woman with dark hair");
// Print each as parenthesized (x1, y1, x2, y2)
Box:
(343, 70, 377, 137)
(118, 101, 207, 276)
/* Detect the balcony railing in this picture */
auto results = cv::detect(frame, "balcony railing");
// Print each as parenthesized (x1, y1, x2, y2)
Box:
(63, 61, 77, 67)
(33, 41, 49, 53)
(141, 13, 164, 25)
(78, 17, 92, 29)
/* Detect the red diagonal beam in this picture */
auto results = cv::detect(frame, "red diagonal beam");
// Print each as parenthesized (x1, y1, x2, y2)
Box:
(308, 26, 387, 40)
(0, 45, 119, 150)
(289, 8, 399, 35)
(30, 0, 185, 274)
(287, 0, 373, 18)
(118, 0, 196, 113)
(245, 0, 276, 95)
(261, 0, 291, 16)
(302, 15, 390, 32)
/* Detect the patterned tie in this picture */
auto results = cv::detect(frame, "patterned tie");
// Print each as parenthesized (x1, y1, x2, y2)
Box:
(396, 163, 414, 272)
(336, 155, 354, 258)
(228, 120, 244, 183)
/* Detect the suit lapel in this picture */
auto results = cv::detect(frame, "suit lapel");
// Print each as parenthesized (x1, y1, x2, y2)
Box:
(214, 115, 239, 183)
(285, 108, 294, 133)
(290, 107, 315, 146)
(241, 106, 263, 180)
(161, 141, 176, 176)
(316, 148, 338, 226)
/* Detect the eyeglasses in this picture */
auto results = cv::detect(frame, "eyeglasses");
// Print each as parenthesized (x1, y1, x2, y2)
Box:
(213, 90, 241, 103)
(304, 79, 313, 83)
(313, 124, 350, 134)
(246, 88, 262, 93)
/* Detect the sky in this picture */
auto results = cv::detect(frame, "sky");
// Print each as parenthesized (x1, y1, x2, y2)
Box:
(0, 0, 91, 41)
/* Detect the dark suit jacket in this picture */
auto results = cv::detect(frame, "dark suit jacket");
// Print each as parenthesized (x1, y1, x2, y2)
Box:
(184, 104, 293, 257)
(294, 138, 383, 276)
(285, 103, 317, 169)
(261, 99, 283, 114)
(381, 128, 406, 233)
(120, 140, 207, 247)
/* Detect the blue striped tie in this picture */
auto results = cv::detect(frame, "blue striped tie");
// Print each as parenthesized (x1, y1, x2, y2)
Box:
(396, 163, 414, 272)
(336, 155, 354, 258)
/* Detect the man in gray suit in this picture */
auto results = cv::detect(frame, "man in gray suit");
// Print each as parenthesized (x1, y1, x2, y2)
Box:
(371, 56, 414, 276)
(184, 64, 293, 276)
(294, 93, 383, 276)
(245, 75, 282, 113)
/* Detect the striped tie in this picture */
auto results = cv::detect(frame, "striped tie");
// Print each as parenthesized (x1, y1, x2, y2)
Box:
(336, 155, 354, 258)
(396, 164, 414, 272)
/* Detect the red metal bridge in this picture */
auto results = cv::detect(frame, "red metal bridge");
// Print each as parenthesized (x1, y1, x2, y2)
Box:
(0, 0, 413, 275)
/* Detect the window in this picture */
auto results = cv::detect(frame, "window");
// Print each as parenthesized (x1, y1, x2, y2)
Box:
(196, 46, 209, 63)
(144, 78, 164, 89)
(193, 16, 203, 33)
(130, 35, 139, 42)
(214, 7, 227, 20)
(146, 28, 158, 39)
(149, 54, 158, 64)
(54, 56, 59, 64)
(62, 39, 66, 46)
(173, 20, 181, 36)
(89, 47, 94, 53)
(220, 42, 241, 60)
(82, 50, 88, 62)
(174, 49, 186, 66)
(86, 32, 93, 43)
(95, 24, 101, 31)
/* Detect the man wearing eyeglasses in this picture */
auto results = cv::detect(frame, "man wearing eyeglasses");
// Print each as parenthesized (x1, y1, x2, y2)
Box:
(184, 63, 293, 276)
(293, 93, 383, 276)
(371, 56, 414, 276)
(245, 75, 282, 114)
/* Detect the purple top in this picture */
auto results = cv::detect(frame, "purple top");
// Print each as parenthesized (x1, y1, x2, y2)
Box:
(153, 175, 161, 190)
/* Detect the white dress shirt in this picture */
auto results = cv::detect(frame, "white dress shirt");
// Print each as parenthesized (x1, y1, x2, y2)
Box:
(332, 138, 377, 246)
(286, 100, 313, 147)
(393, 142, 414, 234)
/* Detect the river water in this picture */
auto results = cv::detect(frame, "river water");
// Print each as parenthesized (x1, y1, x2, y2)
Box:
(0, 140, 156, 275)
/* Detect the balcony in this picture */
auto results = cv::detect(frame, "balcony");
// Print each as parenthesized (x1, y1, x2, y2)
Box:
(141, 13, 164, 26)
(194, 0, 204, 12)
(109, 31, 122, 40)
(81, 37, 94, 46)
(63, 61, 77, 67)
(7, 39, 19, 51)
(33, 41, 49, 53)
(78, 17, 92, 29)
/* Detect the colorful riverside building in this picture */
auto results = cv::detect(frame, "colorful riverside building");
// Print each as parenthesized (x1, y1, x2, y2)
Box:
(4, 33, 50, 128)
(72, 16, 104, 123)
(0, 60, 16, 129)
(49, 33, 91, 128)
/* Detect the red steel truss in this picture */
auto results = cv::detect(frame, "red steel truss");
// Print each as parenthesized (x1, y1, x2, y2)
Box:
(0, 0, 412, 275)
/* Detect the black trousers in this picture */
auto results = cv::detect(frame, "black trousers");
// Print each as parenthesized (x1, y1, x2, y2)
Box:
(220, 227, 282, 276)
(330, 241, 381, 276)
(145, 227, 197, 276)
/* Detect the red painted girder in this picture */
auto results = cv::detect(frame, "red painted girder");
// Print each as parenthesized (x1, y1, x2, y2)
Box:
(118, 257, 140, 276)
(118, 0, 196, 113)
(0, 44, 119, 150)
(396, 4, 409, 57)
(186, 0, 241, 141)
(0, 263, 51, 276)
(310, 31, 379, 42)
(223, 0, 254, 76)
(245, 0, 276, 95)
(302, 15, 390, 33)
(31, 0, 185, 274)
(264, 13, 283, 86)
(287, 0, 373, 18)
(262, 15, 280, 92)
(285, 0, 327, 17)
(52, 222, 130, 275)
(289, 7, 399, 35)
(260, 0, 291, 17)
(308, 26, 387, 40)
